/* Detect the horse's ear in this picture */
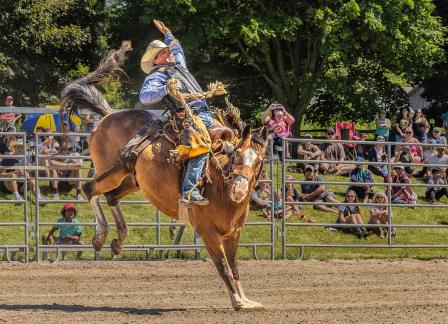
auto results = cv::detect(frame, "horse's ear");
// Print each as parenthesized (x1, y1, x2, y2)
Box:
(241, 124, 251, 139)
(259, 126, 268, 141)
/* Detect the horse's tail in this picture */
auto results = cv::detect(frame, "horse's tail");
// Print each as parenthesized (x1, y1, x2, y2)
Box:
(61, 41, 132, 117)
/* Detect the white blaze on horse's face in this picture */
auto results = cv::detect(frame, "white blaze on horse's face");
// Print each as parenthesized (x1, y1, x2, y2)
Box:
(230, 148, 258, 203)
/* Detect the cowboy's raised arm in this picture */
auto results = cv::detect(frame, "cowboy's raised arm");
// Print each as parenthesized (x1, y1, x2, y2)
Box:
(154, 20, 187, 68)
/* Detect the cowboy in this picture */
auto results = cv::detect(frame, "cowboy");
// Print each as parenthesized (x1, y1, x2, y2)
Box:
(139, 20, 213, 206)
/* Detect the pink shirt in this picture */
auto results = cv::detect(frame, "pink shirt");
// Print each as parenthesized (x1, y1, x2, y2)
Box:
(267, 119, 291, 137)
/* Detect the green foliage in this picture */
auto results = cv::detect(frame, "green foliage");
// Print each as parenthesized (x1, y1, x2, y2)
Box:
(108, 0, 445, 132)
(0, 0, 106, 105)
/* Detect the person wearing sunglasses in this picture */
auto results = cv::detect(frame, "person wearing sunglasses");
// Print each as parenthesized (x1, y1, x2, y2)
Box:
(336, 190, 367, 238)
(412, 108, 430, 143)
(262, 103, 295, 159)
(319, 128, 354, 176)
(394, 127, 422, 175)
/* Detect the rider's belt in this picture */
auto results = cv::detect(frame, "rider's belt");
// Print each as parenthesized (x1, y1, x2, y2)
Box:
(231, 164, 255, 180)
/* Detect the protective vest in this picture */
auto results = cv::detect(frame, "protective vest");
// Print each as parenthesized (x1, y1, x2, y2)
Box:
(149, 64, 204, 113)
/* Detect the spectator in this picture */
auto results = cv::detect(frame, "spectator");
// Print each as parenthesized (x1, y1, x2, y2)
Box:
(368, 192, 395, 238)
(348, 157, 374, 203)
(300, 164, 339, 213)
(375, 110, 391, 141)
(336, 190, 367, 238)
(251, 169, 271, 210)
(0, 139, 40, 202)
(443, 111, 448, 142)
(48, 146, 83, 200)
(412, 108, 430, 143)
(319, 128, 354, 176)
(430, 127, 447, 145)
(426, 167, 448, 204)
(296, 134, 323, 173)
(37, 129, 60, 197)
(391, 165, 417, 205)
(61, 120, 82, 153)
(394, 106, 413, 143)
(41, 203, 85, 260)
(394, 127, 423, 175)
(1, 96, 21, 132)
(367, 135, 389, 177)
(418, 139, 438, 180)
(427, 146, 448, 176)
(285, 175, 315, 223)
(263, 189, 293, 220)
(262, 103, 294, 159)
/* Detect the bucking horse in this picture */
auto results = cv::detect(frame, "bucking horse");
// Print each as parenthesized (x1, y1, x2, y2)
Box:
(61, 41, 268, 310)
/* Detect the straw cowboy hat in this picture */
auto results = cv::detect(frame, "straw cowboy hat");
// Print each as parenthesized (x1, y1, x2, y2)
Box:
(140, 40, 168, 74)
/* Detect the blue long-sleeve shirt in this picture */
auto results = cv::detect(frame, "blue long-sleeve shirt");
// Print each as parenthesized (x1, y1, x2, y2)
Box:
(139, 32, 206, 109)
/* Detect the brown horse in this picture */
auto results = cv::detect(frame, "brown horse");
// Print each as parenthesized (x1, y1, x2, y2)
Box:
(61, 43, 268, 310)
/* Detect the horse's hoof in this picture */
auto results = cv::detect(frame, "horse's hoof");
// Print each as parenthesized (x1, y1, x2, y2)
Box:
(92, 238, 103, 252)
(111, 239, 122, 255)
(232, 300, 258, 310)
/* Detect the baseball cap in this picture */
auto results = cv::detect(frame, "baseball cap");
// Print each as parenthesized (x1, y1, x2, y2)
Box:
(5, 95, 13, 101)
(433, 127, 442, 132)
(432, 167, 442, 173)
(326, 128, 335, 134)
(380, 109, 386, 114)
(393, 165, 404, 170)
(376, 136, 385, 142)
(62, 203, 76, 211)
(304, 165, 315, 172)
(303, 133, 313, 139)
(355, 156, 365, 162)
(405, 127, 413, 133)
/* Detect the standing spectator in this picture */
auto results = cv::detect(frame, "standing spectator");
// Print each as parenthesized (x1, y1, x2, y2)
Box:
(336, 190, 367, 238)
(300, 165, 339, 213)
(394, 107, 413, 143)
(426, 168, 448, 204)
(391, 165, 417, 205)
(375, 110, 391, 141)
(412, 108, 430, 143)
(368, 192, 395, 238)
(262, 103, 294, 159)
(430, 127, 447, 145)
(296, 134, 323, 172)
(41, 203, 84, 260)
(1, 96, 21, 132)
(319, 128, 354, 176)
(348, 157, 374, 203)
(367, 135, 389, 177)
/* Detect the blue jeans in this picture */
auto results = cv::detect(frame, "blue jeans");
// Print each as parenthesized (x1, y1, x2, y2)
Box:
(181, 107, 214, 196)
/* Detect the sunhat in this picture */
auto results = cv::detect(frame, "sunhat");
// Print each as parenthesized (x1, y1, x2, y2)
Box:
(140, 40, 169, 74)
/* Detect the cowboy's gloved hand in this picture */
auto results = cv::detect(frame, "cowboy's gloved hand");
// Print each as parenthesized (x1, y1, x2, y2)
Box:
(153, 20, 171, 34)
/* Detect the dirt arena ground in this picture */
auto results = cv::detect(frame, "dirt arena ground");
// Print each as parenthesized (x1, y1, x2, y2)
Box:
(0, 259, 447, 323)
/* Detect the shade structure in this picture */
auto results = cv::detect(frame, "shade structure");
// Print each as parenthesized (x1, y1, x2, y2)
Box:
(21, 105, 81, 134)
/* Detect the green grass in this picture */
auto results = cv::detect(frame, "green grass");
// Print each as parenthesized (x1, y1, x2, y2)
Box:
(1, 161, 447, 261)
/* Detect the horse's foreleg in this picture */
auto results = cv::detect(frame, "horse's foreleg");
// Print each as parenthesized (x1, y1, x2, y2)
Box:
(224, 234, 263, 309)
(199, 230, 254, 310)
(90, 194, 108, 252)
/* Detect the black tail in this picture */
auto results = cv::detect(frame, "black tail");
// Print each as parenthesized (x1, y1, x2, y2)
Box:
(61, 41, 132, 117)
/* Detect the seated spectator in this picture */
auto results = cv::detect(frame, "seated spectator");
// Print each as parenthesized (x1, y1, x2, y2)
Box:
(41, 203, 84, 260)
(263, 189, 293, 220)
(336, 190, 367, 238)
(61, 120, 82, 153)
(367, 135, 389, 177)
(319, 128, 354, 176)
(0, 139, 39, 202)
(394, 127, 423, 175)
(426, 167, 448, 204)
(262, 103, 294, 159)
(285, 176, 315, 223)
(48, 146, 83, 200)
(296, 134, 323, 172)
(251, 169, 271, 210)
(427, 146, 448, 177)
(300, 164, 339, 213)
(375, 110, 391, 141)
(390, 165, 417, 205)
(430, 127, 447, 145)
(418, 139, 440, 180)
(348, 157, 374, 203)
(368, 192, 395, 238)
(412, 108, 430, 143)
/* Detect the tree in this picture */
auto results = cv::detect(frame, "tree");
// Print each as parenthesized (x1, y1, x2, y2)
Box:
(109, 0, 445, 133)
(0, 0, 106, 105)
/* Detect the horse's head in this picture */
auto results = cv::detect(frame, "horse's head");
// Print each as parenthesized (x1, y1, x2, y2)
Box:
(230, 125, 268, 203)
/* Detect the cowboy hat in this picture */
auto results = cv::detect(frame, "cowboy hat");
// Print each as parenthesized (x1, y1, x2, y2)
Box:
(140, 40, 168, 74)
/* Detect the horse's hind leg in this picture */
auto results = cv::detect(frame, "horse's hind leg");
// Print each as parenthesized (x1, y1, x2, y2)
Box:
(83, 167, 129, 251)
(224, 233, 263, 309)
(105, 176, 138, 255)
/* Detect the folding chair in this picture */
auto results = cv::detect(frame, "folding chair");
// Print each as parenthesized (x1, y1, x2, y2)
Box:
(335, 122, 364, 160)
